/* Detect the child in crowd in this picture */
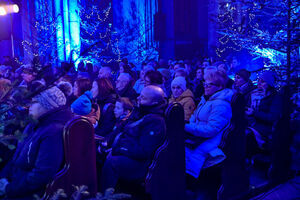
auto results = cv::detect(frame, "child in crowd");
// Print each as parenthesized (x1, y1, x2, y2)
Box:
(71, 91, 100, 128)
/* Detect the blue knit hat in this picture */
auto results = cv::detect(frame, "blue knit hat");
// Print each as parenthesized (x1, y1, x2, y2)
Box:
(71, 91, 92, 115)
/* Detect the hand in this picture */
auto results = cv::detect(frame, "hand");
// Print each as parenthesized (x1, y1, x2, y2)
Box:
(0, 178, 8, 196)
(245, 107, 254, 115)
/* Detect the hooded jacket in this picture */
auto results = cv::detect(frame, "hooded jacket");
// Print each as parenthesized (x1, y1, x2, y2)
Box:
(169, 89, 196, 121)
(185, 88, 233, 178)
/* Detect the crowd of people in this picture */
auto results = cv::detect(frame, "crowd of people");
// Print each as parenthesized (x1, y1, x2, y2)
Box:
(0, 56, 299, 199)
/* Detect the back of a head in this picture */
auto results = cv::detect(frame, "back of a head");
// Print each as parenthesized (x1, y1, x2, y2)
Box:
(75, 78, 92, 96)
(99, 66, 112, 78)
(145, 70, 163, 85)
(95, 77, 115, 98)
(118, 73, 131, 83)
(57, 81, 73, 97)
(175, 68, 187, 78)
(143, 85, 165, 105)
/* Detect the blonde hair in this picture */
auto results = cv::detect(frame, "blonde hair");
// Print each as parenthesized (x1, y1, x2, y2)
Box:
(204, 70, 228, 89)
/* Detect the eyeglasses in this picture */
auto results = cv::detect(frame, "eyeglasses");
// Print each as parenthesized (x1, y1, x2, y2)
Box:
(203, 82, 218, 88)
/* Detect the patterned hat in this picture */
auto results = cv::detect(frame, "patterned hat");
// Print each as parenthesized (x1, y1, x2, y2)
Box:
(34, 86, 66, 111)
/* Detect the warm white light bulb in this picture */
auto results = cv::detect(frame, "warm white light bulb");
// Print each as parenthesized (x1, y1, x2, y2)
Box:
(13, 4, 19, 13)
(0, 7, 7, 16)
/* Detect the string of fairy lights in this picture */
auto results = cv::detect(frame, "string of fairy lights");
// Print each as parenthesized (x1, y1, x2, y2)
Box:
(215, 0, 299, 84)
(79, 2, 121, 64)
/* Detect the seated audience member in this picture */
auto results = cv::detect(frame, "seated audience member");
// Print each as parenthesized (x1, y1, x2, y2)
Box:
(91, 78, 117, 137)
(234, 69, 255, 106)
(116, 73, 138, 101)
(217, 62, 234, 89)
(133, 65, 154, 94)
(169, 77, 196, 121)
(144, 70, 168, 97)
(100, 97, 134, 151)
(174, 68, 193, 90)
(185, 70, 233, 178)
(57, 81, 73, 105)
(191, 68, 205, 103)
(98, 66, 112, 79)
(100, 85, 167, 191)
(119, 63, 137, 81)
(73, 78, 92, 98)
(246, 71, 282, 151)
(157, 68, 172, 98)
(0, 79, 11, 101)
(71, 91, 100, 127)
(0, 86, 73, 198)
(19, 65, 38, 88)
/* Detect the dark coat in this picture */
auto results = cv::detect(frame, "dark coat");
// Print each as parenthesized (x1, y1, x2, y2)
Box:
(95, 93, 117, 137)
(253, 92, 283, 139)
(117, 84, 138, 101)
(112, 103, 166, 161)
(0, 107, 73, 198)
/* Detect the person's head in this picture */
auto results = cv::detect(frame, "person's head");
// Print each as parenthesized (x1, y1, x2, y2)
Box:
(171, 77, 187, 98)
(116, 73, 131, 91)
(91, 78, 115, 99)
(0, 78, 11, 100)
(174, 68, 187, 78)
(73, 78, 92, 97)
(29, 86, 66, 119)
(114, 97, 133, 118)
(144, 70, 163, 87)
(71, 91, 92, 116)
(98, 66, 112, 79)
(57, 81, 73, 98)
(21, 65, 36, 83)
(174, 63, 184, 70)
(202, 61, 210, 68)
(157, 68, 171, 83)
(120, 64, 132, 74)
(196, 68, 204, 80)
(204, 70, 227, 96)
(141, 65, 155, 81)
(231, 57, 240, 69)
(258, 71, 276, 92)
(217, 63, 228, 74)
(137, 85, 165, 107)
(235, 69, 251, 87)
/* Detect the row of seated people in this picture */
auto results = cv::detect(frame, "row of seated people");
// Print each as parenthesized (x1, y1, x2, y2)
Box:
(0, 63, 298, 199)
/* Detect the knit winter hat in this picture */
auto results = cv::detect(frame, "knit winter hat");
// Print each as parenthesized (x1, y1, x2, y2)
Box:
(171, 76, 187, 91)
(236, 69, 251, 82)
(34, 86, 66, 111)
(259, 71, 276, 87)
(71, 91, 92, 115)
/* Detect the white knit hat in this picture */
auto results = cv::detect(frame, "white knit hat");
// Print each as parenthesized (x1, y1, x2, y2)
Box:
(171, 76, 187, 91)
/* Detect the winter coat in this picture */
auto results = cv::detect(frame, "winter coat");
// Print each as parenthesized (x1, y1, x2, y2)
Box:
(252, 91, 283, 140)
(0, 106, 73, 198)
(117, 84, 138, 102)
(191, 78, 204, 103)
(95, 94, 117, 137)
(185, 88, 233, 178)
(169, 89, 196, 121)
(235, 81, 256, 107)
(112, 103, 166, 161)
